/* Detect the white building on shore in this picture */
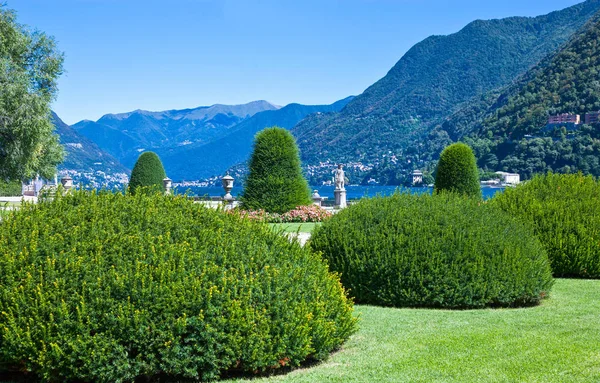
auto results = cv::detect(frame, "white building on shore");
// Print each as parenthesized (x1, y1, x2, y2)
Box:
(495, 172, 520, 186)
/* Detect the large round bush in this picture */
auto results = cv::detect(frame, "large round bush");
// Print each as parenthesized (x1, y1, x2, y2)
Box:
(241, 127, 311, 213)
(128, 151, 166, 194)
(434, 143, 481, 198)
(492, 172, 600, 278)
(310, 192, 553, 309)
(0, 191, 356, 382)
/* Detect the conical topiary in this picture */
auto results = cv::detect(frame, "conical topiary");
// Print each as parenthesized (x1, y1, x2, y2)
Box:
(128, 151, 166, 194)
(241, 127, 311, 213)
(434, 143, 481, 198)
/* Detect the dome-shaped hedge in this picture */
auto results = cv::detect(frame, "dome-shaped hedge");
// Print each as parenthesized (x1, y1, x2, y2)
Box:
(491, 172, 600, 278)
(241, 127, 311, 213)
(0, 191, 356, 382)
(310, 192, 553, 309)
(128, 151, 166, 194)
(434, 143, 481, 198)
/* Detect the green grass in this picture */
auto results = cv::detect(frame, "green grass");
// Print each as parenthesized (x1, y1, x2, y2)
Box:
(269, 222, 320, 233)
(0, 201, 21, 207)
(223, 279, 600, 383)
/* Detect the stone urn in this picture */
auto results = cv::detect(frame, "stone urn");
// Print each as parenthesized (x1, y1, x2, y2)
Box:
(222, 175, 234, 201)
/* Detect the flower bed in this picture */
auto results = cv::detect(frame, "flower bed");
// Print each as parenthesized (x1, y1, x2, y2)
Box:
(233, 204, 331, 223)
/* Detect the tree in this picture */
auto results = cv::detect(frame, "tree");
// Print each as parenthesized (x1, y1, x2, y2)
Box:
(434, 143, 481, 198)
(0, 5, 64, 181)
(128, 152, 166, 194)
(241, 127, 311, 213)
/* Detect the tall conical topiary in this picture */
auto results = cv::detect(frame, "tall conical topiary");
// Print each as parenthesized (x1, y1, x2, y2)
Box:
(241, 127, 311, 213)
(128, 151, 166, 194)
(434, 143, 481, 198)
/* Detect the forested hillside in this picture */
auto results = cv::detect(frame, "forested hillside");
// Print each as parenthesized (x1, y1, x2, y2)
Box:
(458, 12, 600, 179)
(292, 0, 600, 184)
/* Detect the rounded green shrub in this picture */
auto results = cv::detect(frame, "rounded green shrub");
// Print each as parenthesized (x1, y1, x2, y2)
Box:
(241, 127, 311, 214)
(492, 172, 600, 278)
(434, 143, 481, 198)
(310, 192, 553, 309)
(128, 151, 166, 194)
(0, 191, 356, 382)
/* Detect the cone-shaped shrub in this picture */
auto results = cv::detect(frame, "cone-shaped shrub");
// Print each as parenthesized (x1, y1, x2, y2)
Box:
(492, 172, 600, 278)
(0, 191, 356, 382)
(310, 192, 553, 309)
(241, 127, 311, 213)
(128, 151, 166, 194)
(434, 143, 481, 198)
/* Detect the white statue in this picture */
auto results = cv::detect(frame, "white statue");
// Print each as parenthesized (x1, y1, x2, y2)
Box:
(334, 164, 345, 190)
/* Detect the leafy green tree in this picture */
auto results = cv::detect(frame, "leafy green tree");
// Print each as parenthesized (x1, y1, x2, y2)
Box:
(128, 152, 166, 194)
(0, 5, 64, 181)
(434, 143, 481, 198)
(241, 127, 311, 213)
(422, 173, 435, 185)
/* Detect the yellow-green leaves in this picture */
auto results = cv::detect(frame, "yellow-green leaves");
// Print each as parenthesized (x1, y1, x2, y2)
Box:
(0, 190, 356, 382)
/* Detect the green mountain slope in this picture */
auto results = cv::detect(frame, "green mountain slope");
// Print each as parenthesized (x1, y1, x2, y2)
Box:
(292, 0, 600, 183)
(52, 112, 129, 174)
(456, 13, 600, 179)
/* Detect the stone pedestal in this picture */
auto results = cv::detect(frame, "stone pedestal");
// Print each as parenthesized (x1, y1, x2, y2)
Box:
(334, 188, 347, 209)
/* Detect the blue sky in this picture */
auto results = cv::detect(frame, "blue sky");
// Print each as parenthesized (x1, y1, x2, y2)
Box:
(13, 0, 582, 124)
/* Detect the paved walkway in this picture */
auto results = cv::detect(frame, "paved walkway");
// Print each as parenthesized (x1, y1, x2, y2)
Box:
(286, 232, 312, 246)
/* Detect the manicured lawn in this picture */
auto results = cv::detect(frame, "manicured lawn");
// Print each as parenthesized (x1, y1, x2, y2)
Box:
(269, 222, 320, 233)
(0, 201, 21, 207)
(224, 279, 600, 383)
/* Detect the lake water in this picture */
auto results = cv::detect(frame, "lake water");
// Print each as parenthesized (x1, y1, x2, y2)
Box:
(177, 185, 505, 200)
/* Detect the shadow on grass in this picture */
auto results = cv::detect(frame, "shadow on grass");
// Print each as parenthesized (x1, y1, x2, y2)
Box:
(0, 354, 333, 383)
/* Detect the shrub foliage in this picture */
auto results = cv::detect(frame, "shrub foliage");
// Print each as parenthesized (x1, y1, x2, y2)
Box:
(492, 172, 600, 278)
(0, 191, 356, 382)
(310, 192, 553, 309)
(0, 180, 21, 196)
(128, 151, 166, 194)
(434, 143, 481, 198)
(241, 127, 311, 213)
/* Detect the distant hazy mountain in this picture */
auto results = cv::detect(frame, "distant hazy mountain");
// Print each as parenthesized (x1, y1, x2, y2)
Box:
(51, 112, 129, 174)
(292, 0, 600, 184)
(155, 97, 354, 180)
(72, 100, 280, 161)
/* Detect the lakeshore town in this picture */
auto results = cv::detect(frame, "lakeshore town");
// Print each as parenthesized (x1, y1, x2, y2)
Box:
(44, 109, 598, 193)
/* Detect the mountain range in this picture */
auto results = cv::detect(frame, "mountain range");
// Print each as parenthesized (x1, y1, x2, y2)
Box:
(53, 0, 600, 185)
(60, 98, 353, 181)
(154, 97, 354, 180)
(71, 101, 280, 162)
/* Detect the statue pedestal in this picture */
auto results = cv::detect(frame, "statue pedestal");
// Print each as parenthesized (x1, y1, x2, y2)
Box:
(334, 189, 347, 209)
